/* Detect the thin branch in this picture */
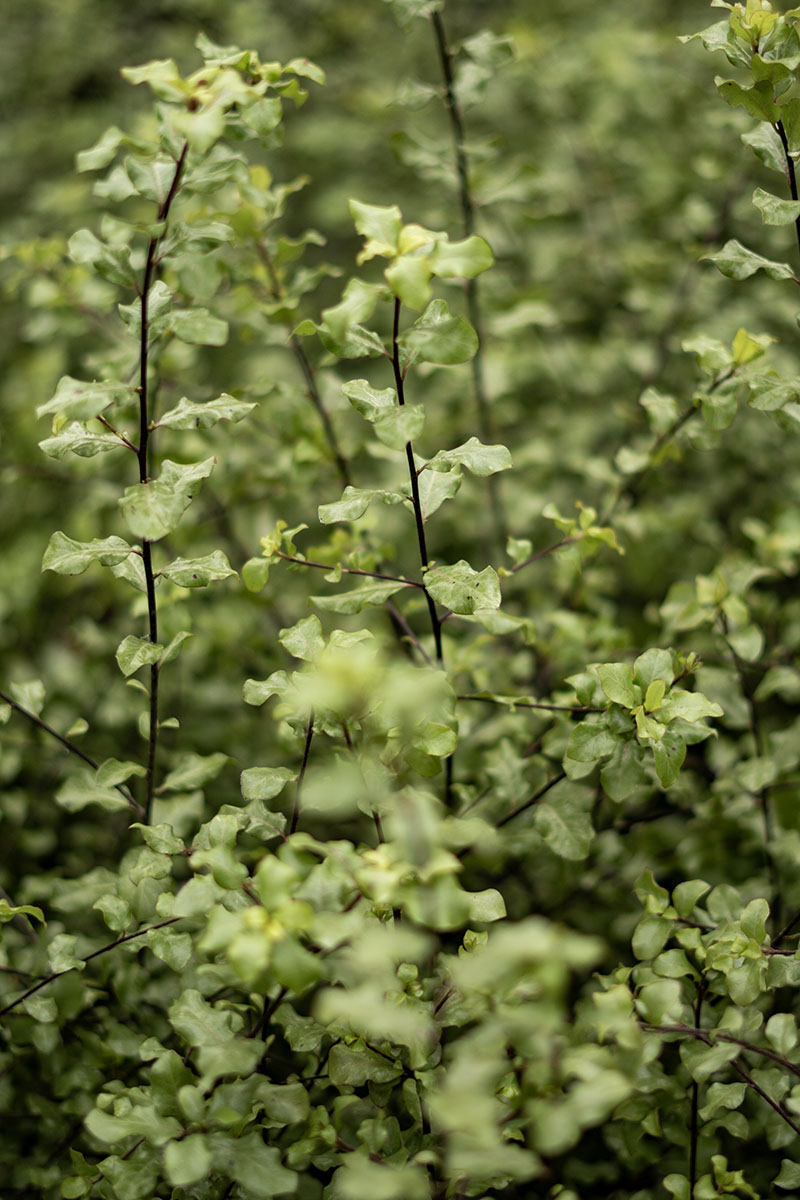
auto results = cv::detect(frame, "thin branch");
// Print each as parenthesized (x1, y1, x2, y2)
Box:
(96, 414, 137, 453)
(385, 599, 434, 666)
(429, 7, 505, 543)
(643, 1019, 800, 1139)
(276, 550, 422, 588)
(290, 712, 314, 835)
(0, 917, 180, 1019)
(510, 536, 578, 574)
(689, 981, 706, 1194)
(496, 770, 567, 828)
(137, 141, 187, 823)
(775, 906, 800, 946)
(731, 1057, 800, 1138)
(644, 1022, 800, 1079)
(392, 297, 444, 666)
(457, 692, 603, 714)
(776, 119, 800, 261)
(0, 688, 144, 819)
(255, 239, 351, 487)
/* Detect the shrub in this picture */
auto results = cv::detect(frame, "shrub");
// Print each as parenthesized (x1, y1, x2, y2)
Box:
(4, 2, 800, 1197)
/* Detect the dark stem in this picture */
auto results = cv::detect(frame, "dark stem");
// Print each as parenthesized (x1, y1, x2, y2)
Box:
(776, 120, 800, 261)
(136, 141, 187, 823)
(392, 298, 443, 665)
(457, 693, 603, 714)
(0, 687, 144, 818)
(0, 917, 180, 1019)
(290, 712, 314, 835)
(497, 770, 567, 828)
(276, 550, 422, 588)
(255, 239, 351, 487)
(720, 619, 778, 920)
(429, 7, 505, 544)
(689, 980, 706, 1194)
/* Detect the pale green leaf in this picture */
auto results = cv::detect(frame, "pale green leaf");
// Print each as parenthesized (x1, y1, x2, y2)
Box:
(119, 458, 216, 541)
(42, 532, 132, 576)
(424, 560, 501, 613)
(156, 394, 257, 429)
(157, 551, 237, 588)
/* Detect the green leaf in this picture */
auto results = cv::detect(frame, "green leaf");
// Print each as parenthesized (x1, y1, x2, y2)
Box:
(402, 299, 478, 364)
(716, 78, 780, 122)
(600, 740, 646, 801)
(320, 278, 383, 344)
(119, 458, 216, 541)
(633, 649, 675, 691)
(115, 635, 163, 677)
(279, 616, 325, 661)
(710, 238, 795, 281)
(342, 378, 397, 417)
(169, 988, 238, 1047)
(426, 436, 512, 477)
(39, 423, 125, 459)
(222, 1132, 297, 1197)
(659, 689, 723, 723)
(318, 485, 403, 524)
(350, 198, 402, 260)
(423, 560, 501, 614)
(597, 663, 639, 708)
(467, 888, 507, 922)
(752, 186, 800, 226)
(157, 551, 237, 588)
(164, 1134, 212, 1187)
(76, 125, 129, 171)
(373, 404, 426, 449)
(156, 394, 257, 429)
(328, 1041, 404, 1086)
(332, 1155, 431, 1200)
(240, 767, 297, 801)
(98, 1151, 159, 1199)
(169, 308, 229, 346)
(652, 731, 687, 786)
(632, 916, 672, 960)
(429, 234, 493, 278)
(566, 720, 617, 763)
(766, 1013, 798, 1056)
(533, 788, 594, 860)
(147, 927, 192, 971)
(775, 1160, 800, 1190)
(385, 254, 433, 310)
(672, 880, 711, 917)
(37, 376, 134, 422)
(42, 532, 132, 576)
(95, 758, 145, 788)
(67, 229, 138, 287)
(311, 579, 409, 613)
(416, 463, 462, 517)
(160, 752, 228, 793)
(241, 95, 283, 136)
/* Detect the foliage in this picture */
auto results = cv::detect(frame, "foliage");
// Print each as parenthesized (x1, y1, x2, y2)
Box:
(6, 1, 800, 1197)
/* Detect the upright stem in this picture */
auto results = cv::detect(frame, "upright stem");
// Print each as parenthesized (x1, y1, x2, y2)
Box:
(138, 142, 187, 821)
(776, 120, 800, 261)
(689, 979, 706, 1194)
(290, 712, 314, 835)
(255, 240, 351, 488)
(392, 298, 443, 665)
(430, 7, 506, 544)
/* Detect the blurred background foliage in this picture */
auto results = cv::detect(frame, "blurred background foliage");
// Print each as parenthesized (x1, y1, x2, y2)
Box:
(4, 0, 800, 1058)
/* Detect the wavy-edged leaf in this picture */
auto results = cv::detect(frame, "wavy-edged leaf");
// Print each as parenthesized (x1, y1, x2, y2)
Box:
(156, 394, 256, 429)
(119, 458, 215, 541)
(42, 532, 132, 576)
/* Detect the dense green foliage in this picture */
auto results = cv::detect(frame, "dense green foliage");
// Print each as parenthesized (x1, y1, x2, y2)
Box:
(7, 0, 800, 1196)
